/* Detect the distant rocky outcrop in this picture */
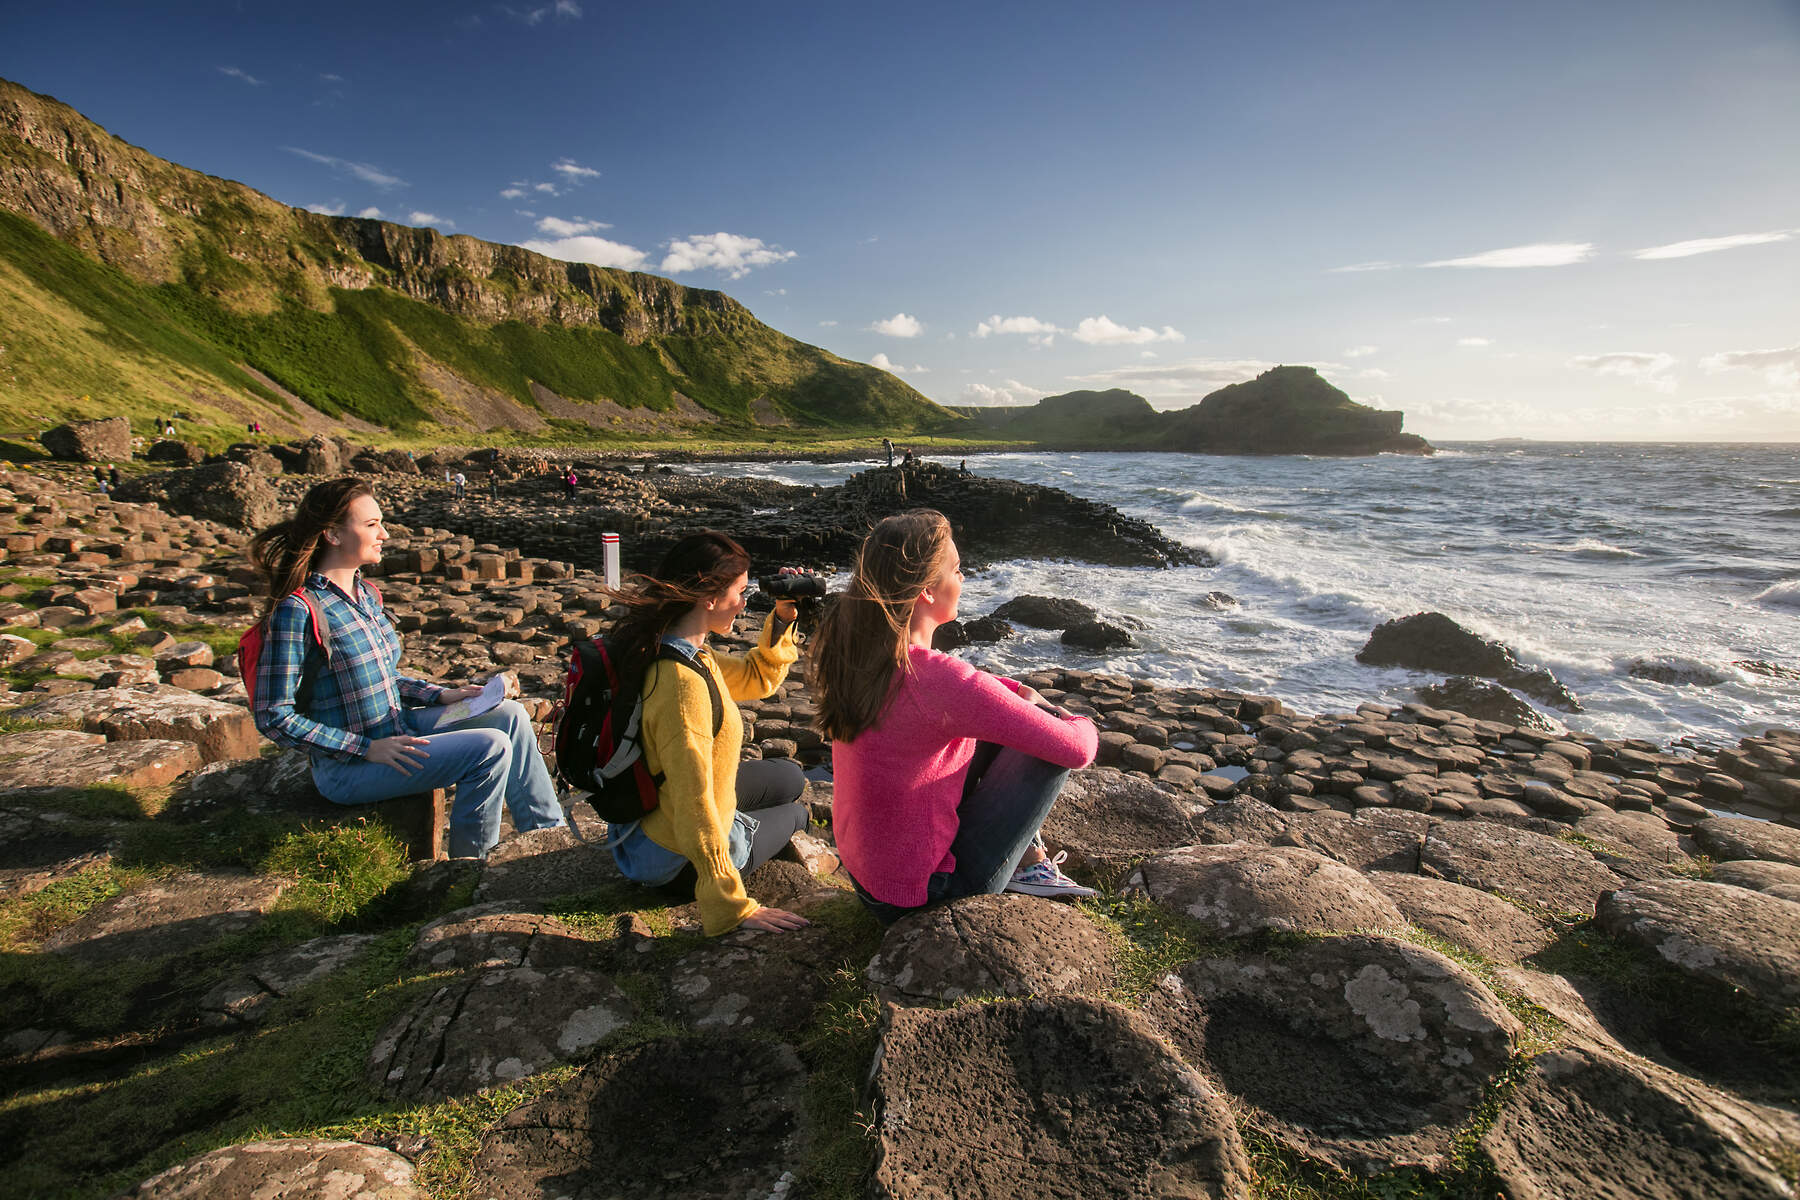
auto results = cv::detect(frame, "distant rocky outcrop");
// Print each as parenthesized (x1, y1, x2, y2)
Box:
(1360, 612, 1580, 711)
(38, 416, 130, 462)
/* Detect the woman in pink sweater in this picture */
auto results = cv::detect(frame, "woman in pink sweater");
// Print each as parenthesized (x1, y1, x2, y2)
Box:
(811, 510, 1099, 922)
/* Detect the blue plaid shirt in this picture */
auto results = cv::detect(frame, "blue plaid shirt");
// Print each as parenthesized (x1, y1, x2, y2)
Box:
(251, 571, 443, 761)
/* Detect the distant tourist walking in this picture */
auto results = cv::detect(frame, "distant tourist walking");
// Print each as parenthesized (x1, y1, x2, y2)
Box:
(564, 468, 578, 499)
(488, 473, 499, 501)
(810, 511, 1098, 923)
(245, 477, 566, 859)
(883, 437, 894, 467)
(453, 471, 467, 499)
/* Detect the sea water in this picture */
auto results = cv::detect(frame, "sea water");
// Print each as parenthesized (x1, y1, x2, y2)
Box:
(672, 444, 1799, 749)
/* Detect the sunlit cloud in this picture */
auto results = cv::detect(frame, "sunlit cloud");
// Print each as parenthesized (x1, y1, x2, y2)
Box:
(1569, 351, 1678, 393)
(1345, 345, 1379, 358)
(519, 234, 648, 270)
(285, 147, 407, 190)
(960, 379, 1048, 407)
(870, 313, 923, 338)
(660, 232, 796, 279)
(356, 207, 382, 219)
(1424, 242, 1594, 269)
(551, 158, 601, 181)
(410, 211, 453, 229)
(499, 1, 582, 24)
(536, 215, 611, 237)
(305, 202, 345, 216)
(1328, 260, 1401, 273)
(218, 66, 265, 86)
(1070, 316, 1185, 346)
(500, 187, 526, 200)
(975, 314, 1059, 338)
(1634, 230, 1793, 260)
(1700, 346, 1800, 389)
(870, 353, 929, 376)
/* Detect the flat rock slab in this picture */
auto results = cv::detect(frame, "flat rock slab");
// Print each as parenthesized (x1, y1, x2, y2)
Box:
(1480, 1044, 1800, 1200)
(179, 747, 321, 813)
(368, 965, 635, 1100)
(1041, 765, 1198, 884)
(871, 997, 1250, 1199)
(865, 893, 1117, 1005)
(1712, 859, 1800, 902)
(199, 934, 377, 1026)
(469, 1034, 810, 1200)
(0, 736, 201, 793)
(118, 1138, 422, 1199)
(1574, 810, 1689, 865)
(18, 684, 259, 763)
(1696, 816, 1800, 868)
(475, 826, 626, 902)
(1125, 843, 1404, 937)
(1419, 819, 1621, 917)
(1595, 879, 1800, 1008)
(1195, 797, 1294, 847)
(1157, 934, 1520, 1174)
(407, 903, 597, 972)
(1369, 871, 1557, 963)
(42, 871, 284, 963)
(664, 894, 873, 1032)
(1277, 809, 1430, 873)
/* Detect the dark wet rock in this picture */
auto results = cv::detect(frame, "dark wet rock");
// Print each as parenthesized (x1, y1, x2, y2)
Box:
(17, 684, 260, 764)
(990, 594, 1099, 630)
(1124, 843, 1405, 937)
(1694, 816, 1800, 868)
(1627, 657, 1732, 687)
(1369, 872, 1558, 963)
(663, 893, 871, 1032)
(1415, 676, 1555, 731)
(117, 1138, 423, 1199)
(42, 871, 284, 963)
(1062, 619, 1135, 651)
(368, 965, 636, 1100)
(1419, 820, 1622, 917)
(113, 460, 283, 531)
(469, 1035, 809, 1200)
(1595, 879, 1800, 1008)
(1277, 808, 1429, 873)
(1157, 934, 1519, 1174)
(199, 934, 376, 1026)
(1480, 1044, 1800, 1200)
(145, 438, 206, 466)
(39, 416, 130, 463)
(406, 903, 597, 972)
(476, 826, 625, 902)
(1711, 859, 1800, 902)
(929, 619, 969, 651)
(1041, 765, 1198, 884)
(962, 615, 1013, 642)
(866, 893, 1117, 1005)
(1201, 591, 1238, 610)
(1358, 612, 1580, 711)
(871, 997, 1250, 1200)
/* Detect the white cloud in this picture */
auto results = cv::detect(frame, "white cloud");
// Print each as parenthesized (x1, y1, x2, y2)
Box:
(1424, 242, 1594, 269)
(1700, 346, 1800, 389)
(1634, 230, 1793, 260)
(960, 379, 1048, 407)
(658, 232, 796, 279)
(499, 187, 526, 200)
(305, 202, 345, 216)
(1458, 337, 1492, 347)
(320, 73, 345, 83)
(285, 147, 406, 190)
(1328, 260, 1402, 273)
(819, 320, 838, 327)
(555, 0, 582, 14)
(519, 235, 649, 270)
(1139, 351, 1158, 360)
(356, 206, 382, 219)
(534, 182, 558, 194)
(869, 313, 923, 338)
(500, 1, 582, 23)
(1070, 315, 1186, 346)
(218, 66, 265, 86)
(1345, 345, 1379, 358)
(550, 157, 601, 181)
(1359, 367, 1393, 381)
(1569, 352, 1678, 393)
(975, 314, 1060, 338)
(536, 215, 610, 237)
(409, 211, 453, 229)
(870, 353, 929, 376)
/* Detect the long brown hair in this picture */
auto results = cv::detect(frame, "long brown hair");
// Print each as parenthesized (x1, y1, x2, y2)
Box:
(603, 530, 751, 686)
(247, 477, 373, 625)
(810, 510, 954, 742)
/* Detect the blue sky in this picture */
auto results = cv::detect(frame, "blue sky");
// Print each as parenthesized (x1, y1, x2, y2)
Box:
(4, 0, 1797, 440)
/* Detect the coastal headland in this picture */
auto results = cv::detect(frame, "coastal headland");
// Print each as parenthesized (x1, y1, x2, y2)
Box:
(1, 450, 1796, 1200)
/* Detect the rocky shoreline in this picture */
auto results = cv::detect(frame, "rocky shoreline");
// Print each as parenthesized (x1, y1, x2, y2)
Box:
(1, 457, 1797, 1199)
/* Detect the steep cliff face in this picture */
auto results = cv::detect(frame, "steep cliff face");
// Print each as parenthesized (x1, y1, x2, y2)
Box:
(0, 77, 948, 435)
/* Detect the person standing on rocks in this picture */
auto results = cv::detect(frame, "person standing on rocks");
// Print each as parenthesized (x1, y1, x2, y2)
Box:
(453, 471, 467, 499)
(246, 477, 567, 859)
(811, 510, 1100, 923)
(601, 531, 812, 936)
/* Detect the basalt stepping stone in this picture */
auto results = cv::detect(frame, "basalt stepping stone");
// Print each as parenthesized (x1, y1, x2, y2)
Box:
(1194, 796, 1293, 846)
(871, 997, 1250, 1200)
(17, 683, 258, 763)
(1419, 819, 1622, 918)
(469, 1035, 810, 1200)
(1040, 765, 1198, 884)
(42, 871, 284, 963)
(0, 736, 201, 793)
(1155, 934, 1520, 1174)
(475, 825, 626, 903)
(199, 934, 377, 1026)
(117, 1138, 423, 1199)
(1595, 879, 1800, 1008)
(1479, 1044, 1800, 1200)
(663, 892, 872, 1032)
(1369, 871, 1557, 963)
(865, 893, 1116, 1006)
(368, 965, 636, 1100)
(1125, 843, 1404, 937)
(178, 747, 319, 813)
(1694, 816, 1800, 868)
(1573, 810, 1692, 877)
(1277, 808, 1430, 873)
(1711, 859, 1800, 902)
(407, 902, 598, 972)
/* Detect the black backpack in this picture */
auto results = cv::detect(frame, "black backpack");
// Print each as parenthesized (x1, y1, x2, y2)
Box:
(554, 637, 723, 824)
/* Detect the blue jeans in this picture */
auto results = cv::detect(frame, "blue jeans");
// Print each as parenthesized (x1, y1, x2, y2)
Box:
(310, 699, 565, 859)
(849, 742, 1073, 924)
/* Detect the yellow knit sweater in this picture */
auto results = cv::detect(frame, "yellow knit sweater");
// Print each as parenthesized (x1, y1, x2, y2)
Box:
(638, 615, 799, 934)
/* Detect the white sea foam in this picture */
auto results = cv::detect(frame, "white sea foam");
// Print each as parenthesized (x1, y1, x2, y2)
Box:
(1753, 580, 1800, 609)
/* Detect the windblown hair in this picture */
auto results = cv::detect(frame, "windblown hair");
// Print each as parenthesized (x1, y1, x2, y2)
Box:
(247, 477, 374, 626)
(809, 510, 954, 743)
(602, 531, 752, 687)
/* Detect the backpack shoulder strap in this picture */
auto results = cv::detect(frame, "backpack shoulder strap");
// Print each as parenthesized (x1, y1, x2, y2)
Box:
(295, 588, 331, 663)
(656, 645, 724, 737)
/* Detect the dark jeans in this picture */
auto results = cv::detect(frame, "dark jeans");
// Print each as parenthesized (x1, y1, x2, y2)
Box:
(656, 758, 810, 902)
(849, 741, 1073, 924)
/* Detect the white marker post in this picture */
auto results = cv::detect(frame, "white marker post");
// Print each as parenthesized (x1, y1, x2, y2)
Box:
(602, 532, 621, 593)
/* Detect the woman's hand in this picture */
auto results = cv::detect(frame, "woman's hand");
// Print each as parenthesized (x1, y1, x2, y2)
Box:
(739, 905, 810, 933)
(1014, 685, 1063, 714)
(773, 598, 799, 623)
(366, 735, 431, 775)
(436, 684, 484, 705)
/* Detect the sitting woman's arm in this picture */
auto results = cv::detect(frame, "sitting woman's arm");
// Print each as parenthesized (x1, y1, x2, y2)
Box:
(710, 612, 800, 703)
(251, 595, 371, 760)
(915, 652, 1099, 768)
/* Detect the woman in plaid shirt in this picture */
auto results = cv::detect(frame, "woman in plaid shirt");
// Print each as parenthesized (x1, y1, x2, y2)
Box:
(248, 477, 565, 858)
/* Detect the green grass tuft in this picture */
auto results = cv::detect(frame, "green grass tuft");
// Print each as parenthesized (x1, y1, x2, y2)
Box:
(260, 822, 412, 928)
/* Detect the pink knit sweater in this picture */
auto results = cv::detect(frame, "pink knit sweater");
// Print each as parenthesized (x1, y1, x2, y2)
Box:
(832, 646, 1098, 906)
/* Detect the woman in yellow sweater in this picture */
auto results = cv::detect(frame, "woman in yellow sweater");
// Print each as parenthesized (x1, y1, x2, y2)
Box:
(604, 531, 812, 935)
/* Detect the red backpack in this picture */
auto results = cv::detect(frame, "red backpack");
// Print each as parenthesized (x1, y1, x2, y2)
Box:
(238, 582, 378, 712)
